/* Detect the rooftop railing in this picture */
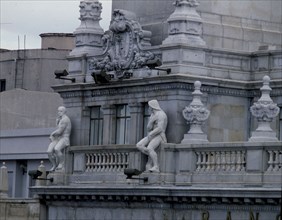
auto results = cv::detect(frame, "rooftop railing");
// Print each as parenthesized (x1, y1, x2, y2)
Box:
(67, 142, 282, 187)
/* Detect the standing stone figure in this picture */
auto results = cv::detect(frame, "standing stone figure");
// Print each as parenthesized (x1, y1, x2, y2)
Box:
(47, 106, 71, 171)
(136, 100, 167, 172)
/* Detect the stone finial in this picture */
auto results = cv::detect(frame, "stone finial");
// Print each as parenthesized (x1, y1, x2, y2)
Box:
(0, 162, 9, 198)
(70, 0, 104, 56)
(162, 0, 206, 46)
(181, 81, 210, 144)
(36, 161, 47, 186)
(249, 75, 280, 142)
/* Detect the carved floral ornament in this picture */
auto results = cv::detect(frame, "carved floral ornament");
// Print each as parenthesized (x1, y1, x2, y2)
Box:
(183, 81, 210, 125)
(89, 9, 155, 80)
(174, 0, 199, 7)
(79, 0, 102, 21)
(250, 75, 280, 123)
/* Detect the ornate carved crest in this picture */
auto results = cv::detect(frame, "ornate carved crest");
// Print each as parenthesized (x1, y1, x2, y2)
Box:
(89, 9, 155, 80)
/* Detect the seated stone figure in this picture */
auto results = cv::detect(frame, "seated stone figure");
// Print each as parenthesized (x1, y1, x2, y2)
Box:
(47, 106, 71, 171)
(136, 100, 168, 172)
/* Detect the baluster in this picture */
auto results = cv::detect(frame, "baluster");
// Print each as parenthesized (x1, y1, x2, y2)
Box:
(103, 153, 107, 171)
(85, 153, 90, 172)
(89, 153, 94, 172)
(113, 153, 117, 171)
(241, 151, 246, 171)
(230, 151, 236, 171)
(109, 154, 114, 171)
(200, 152, 206, 172)
(196, 152, 201, 172)
(235, 151, 241, 171)
(273, 151, 279, 171)
(105, 153, 109, 171)
(225, 151, 231, 171)
(122, 152, 127, 169)
(215, 152, 221, 171)
(220, 152, 226, 171)
(206, 152, 211, 171)
(267, 151, 274, 172)
(117, 153, 121, 171)
(210, 152, 215, 171)
(97, 153, 101, 172)
(125, 152, 129, 168)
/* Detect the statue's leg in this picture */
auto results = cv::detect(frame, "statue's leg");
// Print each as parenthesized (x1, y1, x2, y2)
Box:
(47, 141, 58, 171)
(147, 137, 162, 172)
(54, 139, 67, 170)
(145, 157, 153, 171)
(136, 137, 149, 155)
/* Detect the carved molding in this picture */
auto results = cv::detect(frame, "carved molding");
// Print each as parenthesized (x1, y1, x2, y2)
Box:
(58, 82, 282, 101)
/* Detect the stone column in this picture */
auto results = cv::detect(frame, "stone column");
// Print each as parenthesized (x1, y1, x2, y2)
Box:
(70, 0, 104, 56)
(102, 104, 116, 144)
(0, 162, 8, 198)
(128, 103, 143, 144)
(161, 0, 206, 74)
(181, 81, 210, 144)
(68, 0, 105, 82)
(162, 0, 206, 46)
(249, 75, 280, 142)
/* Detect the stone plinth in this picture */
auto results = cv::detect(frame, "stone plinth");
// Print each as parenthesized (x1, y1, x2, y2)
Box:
(249, 75, 280, 142)
(47, 171, 67, 186)
(181, 81, 210, 144)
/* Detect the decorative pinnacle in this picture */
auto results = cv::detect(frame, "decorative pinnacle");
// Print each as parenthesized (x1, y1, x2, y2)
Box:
(183, 81, 210, 125)
(250, 75, 280, 124)
(190, 81, 204, 106)
(258, 75, 272, 103)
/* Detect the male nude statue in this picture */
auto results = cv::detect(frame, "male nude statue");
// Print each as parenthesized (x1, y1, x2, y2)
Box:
(47, 106, 71, 171)
(136, 100, 168, 172)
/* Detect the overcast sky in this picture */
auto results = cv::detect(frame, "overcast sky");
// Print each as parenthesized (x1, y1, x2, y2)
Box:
(0, 0, 112, 50)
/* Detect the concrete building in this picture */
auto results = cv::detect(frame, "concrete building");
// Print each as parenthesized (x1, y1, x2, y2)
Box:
(0, 0, 281, 219)
(0, 33, 74, 197)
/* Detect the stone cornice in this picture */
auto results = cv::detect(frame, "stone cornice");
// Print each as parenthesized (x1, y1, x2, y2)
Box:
(52, 74, 282, 99)
(32, 186, 281, 208)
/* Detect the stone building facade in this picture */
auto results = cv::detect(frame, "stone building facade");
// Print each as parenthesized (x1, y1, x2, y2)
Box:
(1, 0, 281, 219)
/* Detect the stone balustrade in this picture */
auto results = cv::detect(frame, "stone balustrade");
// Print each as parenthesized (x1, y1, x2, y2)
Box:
(195, 150, 246, 172)
(67, 142, 282, 187)
(85, 151, 129, 172)
(266, 149, 282, 172)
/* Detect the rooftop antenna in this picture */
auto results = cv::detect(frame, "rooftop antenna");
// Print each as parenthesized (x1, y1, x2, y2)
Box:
(18, 35, 20, 50)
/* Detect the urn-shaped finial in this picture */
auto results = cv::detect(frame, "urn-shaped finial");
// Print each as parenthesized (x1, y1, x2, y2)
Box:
(249, 75, 280, 142)
(181, 81, 210, 144)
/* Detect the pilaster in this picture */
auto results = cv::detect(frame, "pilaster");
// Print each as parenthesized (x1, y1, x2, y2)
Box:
(128, 103, 144, 145)
(101, 104, 116, 144)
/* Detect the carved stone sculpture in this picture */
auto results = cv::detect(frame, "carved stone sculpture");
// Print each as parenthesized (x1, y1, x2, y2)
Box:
(136, 100, 168, 173)
(162, 0, 206, 46)
(181, 81, 210, 144)
(249, 75, 280, 142)
(89, 9, 155, 80)
(47, 106, 72, 171)
(70, 0, 104, 56)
